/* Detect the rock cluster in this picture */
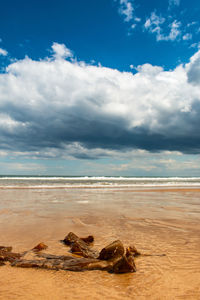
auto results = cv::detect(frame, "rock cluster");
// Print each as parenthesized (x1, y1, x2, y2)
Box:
(0, 232, 140, 274)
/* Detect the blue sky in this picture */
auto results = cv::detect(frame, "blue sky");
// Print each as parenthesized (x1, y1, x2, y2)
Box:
(0, 0, 200, 175)
(1, 0, 200, 70)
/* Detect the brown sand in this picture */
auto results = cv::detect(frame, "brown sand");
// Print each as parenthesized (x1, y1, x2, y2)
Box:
(0, 187, 200, 299)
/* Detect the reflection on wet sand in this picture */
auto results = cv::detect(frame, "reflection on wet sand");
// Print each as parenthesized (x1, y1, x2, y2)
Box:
(0, 187, 200, 299)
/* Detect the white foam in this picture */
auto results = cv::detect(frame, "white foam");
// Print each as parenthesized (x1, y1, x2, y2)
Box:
(1, 176, 200, 181)
(1, 176, 200, 188)
(1, 182, 200, 189)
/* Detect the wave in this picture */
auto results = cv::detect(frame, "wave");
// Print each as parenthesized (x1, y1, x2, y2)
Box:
(1, 176, 200, 181)
(1, 176, 200, 189)
(1, 183, 200, 189)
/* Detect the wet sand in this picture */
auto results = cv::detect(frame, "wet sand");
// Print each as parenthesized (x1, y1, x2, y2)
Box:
(0, 187, 200, 299)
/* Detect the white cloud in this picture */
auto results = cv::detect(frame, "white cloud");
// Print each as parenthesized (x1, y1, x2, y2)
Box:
(187, 21, 197, 27)
(166, 20, 181, 41)
(115, 1, 200, 44)
(189, 42, 200, 49)
(190, 43, 196, 48)
(134, 17, 141, 22)
(144, 12, 165, 30)
(84, 150, 200, 175)
(182, 33, 192, 40)
(51, 42, 73, 59)
(144, 12, 165, 41)
(0, 150, 7, 157)
(0, 47, 8, 56)
(131, 23, 136, 29)
(0, 162, 46, 172)
(186, 49, 200, 85)
(1, 43, 200, 157)
(118, 0, 134, 22)
(144, 13, 181, 42)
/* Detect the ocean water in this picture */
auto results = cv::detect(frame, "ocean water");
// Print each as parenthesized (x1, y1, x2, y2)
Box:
(0, 176, 200, 188)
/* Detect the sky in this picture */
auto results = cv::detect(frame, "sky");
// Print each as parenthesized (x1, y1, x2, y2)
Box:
(0, 0, 200, 176)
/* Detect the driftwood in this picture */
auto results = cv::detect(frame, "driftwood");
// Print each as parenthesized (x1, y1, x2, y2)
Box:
(1, 233, 141, 273)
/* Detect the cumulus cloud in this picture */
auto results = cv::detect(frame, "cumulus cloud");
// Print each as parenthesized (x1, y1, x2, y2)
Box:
(186, 50, 200, 85)
(51, 42, 73, 59)
(1, 42, 200, 159)
(0, 47, 8, 56)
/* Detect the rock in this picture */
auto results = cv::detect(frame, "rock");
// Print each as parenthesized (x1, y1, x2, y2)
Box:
(62, 232, 81, 245)
(126, 245, 141, 257)
(63, 232, 98, 258)
(32, 243, 48, 252)
(70, 240, 98, 258)
(63, 232, 94, 245)
(4, 232, 143, 274)
(11, 237, 137, 274)
(112, 253, 137, 273)
(0, 246, 12, 252)
(80, 235, 94, 244)
(98, 240, 124, 260)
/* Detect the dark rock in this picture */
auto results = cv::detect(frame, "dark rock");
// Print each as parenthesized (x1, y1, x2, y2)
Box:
(63, 232, 80, 245)
(98, 240, 124, 260)
(0, 246, 12, 252)
(80, 235, 94, 244)
(6, 232, 143, 274)
(112, 253, 137, 273)
(70, 240, 98, 258)
(63, 232, 94, 245)
(63, 232, 98, 258)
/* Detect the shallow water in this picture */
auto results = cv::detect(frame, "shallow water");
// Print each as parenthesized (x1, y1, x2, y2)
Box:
(0, 187, 200, 299)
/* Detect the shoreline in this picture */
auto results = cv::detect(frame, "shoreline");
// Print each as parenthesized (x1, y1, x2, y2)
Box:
(1, 185, 200, 191)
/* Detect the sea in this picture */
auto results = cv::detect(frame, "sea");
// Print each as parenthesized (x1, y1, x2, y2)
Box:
(0, 176, 200, 189)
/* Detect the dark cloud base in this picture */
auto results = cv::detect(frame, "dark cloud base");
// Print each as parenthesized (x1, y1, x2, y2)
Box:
(1, 116, 200, 158)
(1, 43, 200, 159)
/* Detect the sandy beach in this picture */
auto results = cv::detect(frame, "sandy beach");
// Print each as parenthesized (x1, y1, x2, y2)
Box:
(0, 186, 200, 299)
